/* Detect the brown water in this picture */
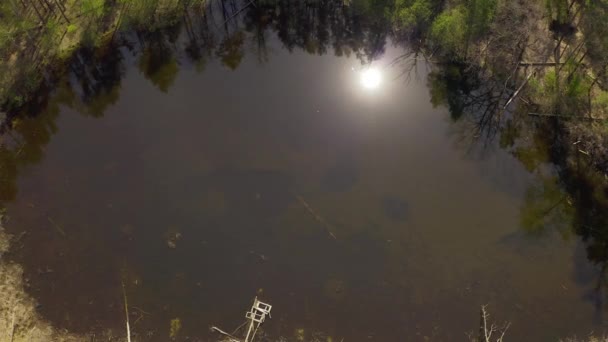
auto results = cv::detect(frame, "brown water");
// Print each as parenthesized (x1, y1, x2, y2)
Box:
(1, 5, 605, 341)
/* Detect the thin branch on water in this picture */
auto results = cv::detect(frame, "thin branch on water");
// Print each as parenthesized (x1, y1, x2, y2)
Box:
(132, 306, 151, 325)
(295, 195, 337, 240)
(132, 306, 151, 315)
(221, 0, 256, 26)
(121, 281, 131, 342)
(478, 305, 510, 342)
(231, 320, 248, 336)
(503, 71, 534, 110)
(47, 216, 66, 237)
(210, 326, 241, 341)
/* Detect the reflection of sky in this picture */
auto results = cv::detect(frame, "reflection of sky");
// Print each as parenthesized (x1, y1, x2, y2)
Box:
(3, 36, 596, 342)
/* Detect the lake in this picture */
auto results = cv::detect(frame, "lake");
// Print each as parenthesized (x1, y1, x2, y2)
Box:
(1, 2, 604, 341)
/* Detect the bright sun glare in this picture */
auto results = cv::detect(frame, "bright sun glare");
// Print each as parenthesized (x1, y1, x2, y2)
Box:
(360, 68, 381, 89)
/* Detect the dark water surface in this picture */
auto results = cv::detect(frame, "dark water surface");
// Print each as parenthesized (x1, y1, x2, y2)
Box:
(1, 4, 605, 341)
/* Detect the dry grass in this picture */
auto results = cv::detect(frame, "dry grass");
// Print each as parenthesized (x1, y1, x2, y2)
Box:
(0, 214, 81, 342)
(561, 337, 608, 342)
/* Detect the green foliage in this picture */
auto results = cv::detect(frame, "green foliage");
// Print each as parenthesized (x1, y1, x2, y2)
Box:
(511, 125, 551, 173)
(430, 5, 467, 55)
(499, 119, 521, 149)
(527, 75, 541, 97)
(122, 0, 186, 31)
(513, 145, 549, 173)
(520, 177, 574, 239)
(532, 70, 561, 111)
(592, 90, 608, 115)
(545, 0, 569, 24)
(169, 318, 181, 339)
(565, 73, 587, 100)
(138, 50, 179, 93)
(0, 25, 14, 51)
(466, 0, 498, 39)
(393, 0, 433, 31)
(581, 2, 608, 71)
(424, 0, 497, 57)
(82, 0, 106, 18)
(122, 0, 158, 27)
(350, 0, 394, 22)
(84, 85, 121, 117)
(426, 64, 474, 120)
(0, 1, 28, 52)
(543, 70, 558, 94)
(67, 24, 78, 34)
(428, 70, 449, 108)
(216, 32, 246, 71)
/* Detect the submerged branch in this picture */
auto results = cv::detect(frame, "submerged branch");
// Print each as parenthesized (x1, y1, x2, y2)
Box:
(478, 305, 510, 342)
(121, 281, 131, 342)
(47, 216, 66, 237)
(210, 326, 241, 342)
(503, 72, 534, 110)
(295, 195, 337, 240)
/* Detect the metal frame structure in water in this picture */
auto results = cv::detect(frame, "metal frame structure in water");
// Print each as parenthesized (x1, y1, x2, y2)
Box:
(211, 297, 272, 342)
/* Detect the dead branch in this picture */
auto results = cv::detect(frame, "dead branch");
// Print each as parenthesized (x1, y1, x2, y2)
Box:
(210, 326, 241, 342)
(478, 305, 510, 342)
(221, 0, 255, 26)
(121, 281, 131, 342)
(519, 62, 564, 67)
(503, 72, 534, 110)
(295, 195, 337, 240)
(480, 305, 489, 341)
(497, 322, 511, 342)
(47, 216, 66, 237)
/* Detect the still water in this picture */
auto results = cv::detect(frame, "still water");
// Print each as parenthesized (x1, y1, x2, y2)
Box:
(1, 4, 604, 341)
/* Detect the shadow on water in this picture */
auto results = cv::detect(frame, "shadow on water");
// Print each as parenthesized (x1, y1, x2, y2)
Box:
(381, 195, 408, 222)
(321, 153, 358, 193)
(1, 0, 608, 340)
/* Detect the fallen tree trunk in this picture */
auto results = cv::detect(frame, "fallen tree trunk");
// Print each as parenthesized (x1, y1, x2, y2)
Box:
(503, 72, 534, 110)
(519, 62, 564, 67)
(528, 112, 608, 121)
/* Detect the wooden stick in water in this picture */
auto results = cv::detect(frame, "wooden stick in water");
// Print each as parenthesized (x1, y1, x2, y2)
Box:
(122, 281, 131, 342)
(210, 326, 241, 341)
(47, 216, 66, 237)
(295, 195, 337, 240)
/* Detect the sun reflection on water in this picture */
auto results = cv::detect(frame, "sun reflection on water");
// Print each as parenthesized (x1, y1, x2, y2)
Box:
(360, 67, 382, 89)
